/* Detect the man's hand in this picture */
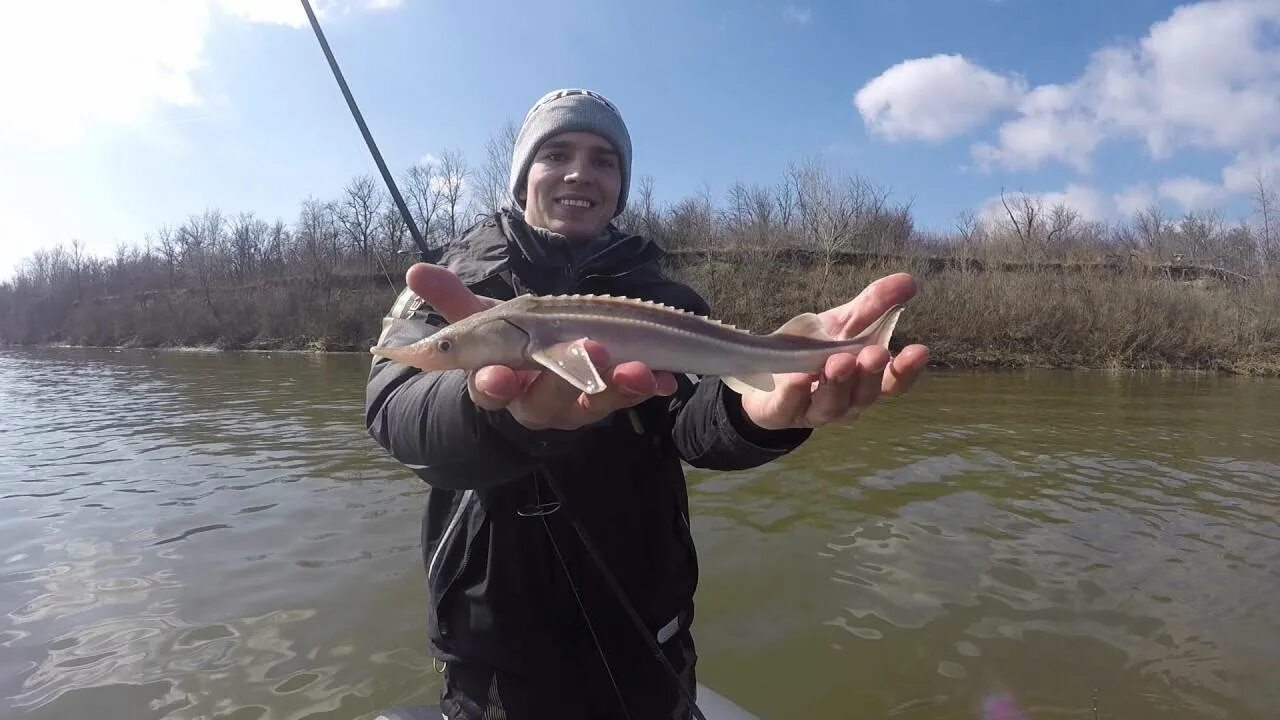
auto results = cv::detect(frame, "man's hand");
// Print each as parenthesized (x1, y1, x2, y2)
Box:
(405, 263, 677, 431)
(737, 273, 929, 431)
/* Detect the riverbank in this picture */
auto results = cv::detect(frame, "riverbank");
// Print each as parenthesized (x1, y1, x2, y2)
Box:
(6, 262, 1278, 376)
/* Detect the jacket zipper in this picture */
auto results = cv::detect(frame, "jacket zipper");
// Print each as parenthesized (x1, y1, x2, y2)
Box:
(428, 489, 475, 585)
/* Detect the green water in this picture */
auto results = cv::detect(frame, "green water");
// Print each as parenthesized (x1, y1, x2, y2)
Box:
(1, 348, 1277, 719)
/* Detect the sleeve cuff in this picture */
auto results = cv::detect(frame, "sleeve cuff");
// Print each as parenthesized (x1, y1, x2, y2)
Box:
(717, 381, 811, 453)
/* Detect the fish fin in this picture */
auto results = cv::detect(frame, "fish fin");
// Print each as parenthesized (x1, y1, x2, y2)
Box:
(531, 338, 607, 395)
(852, 304, 905, 349)
(770, 312, 831, 340)
(721, 373, 776, 395)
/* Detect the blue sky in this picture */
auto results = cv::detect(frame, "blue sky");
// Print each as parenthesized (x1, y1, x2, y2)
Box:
(2, 0, 1278, 279)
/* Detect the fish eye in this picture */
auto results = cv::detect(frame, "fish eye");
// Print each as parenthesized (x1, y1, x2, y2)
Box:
(436, 339, 452, 353)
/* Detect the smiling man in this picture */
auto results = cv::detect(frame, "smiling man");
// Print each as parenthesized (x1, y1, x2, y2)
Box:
(366, 88, 928, 720)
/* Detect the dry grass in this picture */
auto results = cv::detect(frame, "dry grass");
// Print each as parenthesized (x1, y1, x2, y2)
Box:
(50, 279, 395, 352)
(672, 258, 1280, 375)
(7, 250, 1279, 376)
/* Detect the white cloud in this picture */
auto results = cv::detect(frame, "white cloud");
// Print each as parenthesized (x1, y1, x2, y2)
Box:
(0, 2, 209, 146)
(854, 54, 1026, 142)
(978, 184, 1109, 228)
(783, 5, 812, 25)
(860, 0, 1280, 194)
(0, 0, 403, 147)
(1221, 146, 1280, 194)
(1113, 184, 1157, 216)
(966, 0, 1280, 171)
(972, 102, 1103, 172)
(1158, 176, 1228, 212)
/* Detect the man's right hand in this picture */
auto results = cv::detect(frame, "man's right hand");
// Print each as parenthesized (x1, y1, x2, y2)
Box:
(405, 263, 678, 431)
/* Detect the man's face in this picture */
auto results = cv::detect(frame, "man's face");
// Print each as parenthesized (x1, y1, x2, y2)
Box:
(520, 131, 622, 240)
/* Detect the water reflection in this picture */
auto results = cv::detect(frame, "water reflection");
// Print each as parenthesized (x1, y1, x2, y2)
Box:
(2, 350, 1278, 719)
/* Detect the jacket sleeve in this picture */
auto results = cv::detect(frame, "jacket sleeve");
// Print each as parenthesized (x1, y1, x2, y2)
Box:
(643, 277, 812, 469)
(668, 374, 812, 470)
(365, 289, 583, 490)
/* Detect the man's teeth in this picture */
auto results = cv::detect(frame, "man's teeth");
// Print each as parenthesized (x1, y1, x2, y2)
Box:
(558, 198, 592, 208)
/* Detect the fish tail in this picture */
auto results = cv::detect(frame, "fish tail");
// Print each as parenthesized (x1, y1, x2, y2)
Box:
(864, 304, 904, 350)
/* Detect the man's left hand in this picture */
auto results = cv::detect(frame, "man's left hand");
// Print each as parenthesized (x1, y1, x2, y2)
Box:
(738, 272, 929, 431)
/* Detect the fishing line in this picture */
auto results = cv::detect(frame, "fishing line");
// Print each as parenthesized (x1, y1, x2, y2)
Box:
(542, 471, 708, 720)
(533, 473, 634, 720)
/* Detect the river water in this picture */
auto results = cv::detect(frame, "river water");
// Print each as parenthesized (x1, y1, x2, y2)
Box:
(1, 348, 1277, 719)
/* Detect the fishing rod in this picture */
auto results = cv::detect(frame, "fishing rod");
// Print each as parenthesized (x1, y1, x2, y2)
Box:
(299, 0, 430, 262)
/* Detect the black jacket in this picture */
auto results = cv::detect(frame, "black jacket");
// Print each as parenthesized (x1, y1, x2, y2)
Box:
(365, 210, 811, 677)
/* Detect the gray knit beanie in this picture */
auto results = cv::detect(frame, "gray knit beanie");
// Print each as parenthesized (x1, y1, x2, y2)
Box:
(508, 89, 632, 217)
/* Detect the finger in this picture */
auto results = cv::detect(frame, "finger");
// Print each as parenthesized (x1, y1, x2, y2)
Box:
(882, 344, 929, 396)
(824, 273, 918, 339)
(754, 371, 815, 430)
(469, 365, 525, 411)
(405, 263, 499, 323)
(841, 345, 890, 422)
(805, 352, 859, 426)
(577, 362, 675, 418)
(608, 361, 676, 397)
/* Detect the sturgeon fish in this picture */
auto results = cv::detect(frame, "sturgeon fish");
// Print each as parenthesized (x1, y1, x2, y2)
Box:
(370, 293, 904, 396)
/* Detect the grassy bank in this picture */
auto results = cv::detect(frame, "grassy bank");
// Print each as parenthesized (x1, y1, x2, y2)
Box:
(667, 257, 1280, 376)
(6, 259, 1278, 376)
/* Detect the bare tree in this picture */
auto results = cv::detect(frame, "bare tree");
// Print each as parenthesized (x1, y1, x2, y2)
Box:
(176, 210, 225, 311)
(261, 220, 289, 274)
(229, 212, 266, 280)
(617, 174, 669, 242)
(665, 190, 715, 252)
(1133, 202, 1170, 256)
(337, 174, 383, 264)
(296, 197, 339, 288)
(774, 178, 796, 232)
(789, 158, 884, 285)
(1177, 209, 1223, 264)
(1254, 170, 1277, 266)
(154, 225, 182, 290)
(377, 203, 408, 277)
(404, 159, 443, 248)
(1045, 203, 1079, 259)
(475, 120, 519, 215)
(438, 149, 471, 242)
(1000, 188, 1040, 257)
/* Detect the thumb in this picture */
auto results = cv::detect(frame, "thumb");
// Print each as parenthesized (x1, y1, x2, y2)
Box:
(406, 263, 499, 323)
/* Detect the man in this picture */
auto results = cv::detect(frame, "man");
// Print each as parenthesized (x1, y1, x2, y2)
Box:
(366, 88, 928, 719)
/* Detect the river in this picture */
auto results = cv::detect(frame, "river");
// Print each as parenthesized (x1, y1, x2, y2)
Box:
(1, 348, 1277, 719)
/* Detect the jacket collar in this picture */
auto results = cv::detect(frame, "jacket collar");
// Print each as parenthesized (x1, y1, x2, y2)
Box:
(440, 208, 664, 289)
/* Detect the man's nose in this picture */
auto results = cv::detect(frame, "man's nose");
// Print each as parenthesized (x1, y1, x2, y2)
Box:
(563, 159, 592, 183)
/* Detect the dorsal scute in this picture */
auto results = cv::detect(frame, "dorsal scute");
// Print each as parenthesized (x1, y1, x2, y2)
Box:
(534, 293, 747, 333)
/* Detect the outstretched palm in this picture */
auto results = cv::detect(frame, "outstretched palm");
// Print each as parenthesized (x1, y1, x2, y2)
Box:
(736, 273, 929, 431)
